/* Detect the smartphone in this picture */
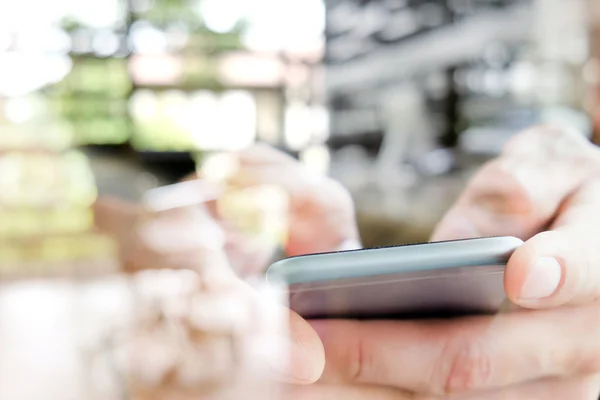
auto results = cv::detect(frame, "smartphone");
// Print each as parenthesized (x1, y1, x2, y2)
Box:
(266, 236, 523, 319)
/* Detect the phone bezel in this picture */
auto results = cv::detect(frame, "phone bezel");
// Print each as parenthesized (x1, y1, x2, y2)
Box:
(266, 236, 523, 286)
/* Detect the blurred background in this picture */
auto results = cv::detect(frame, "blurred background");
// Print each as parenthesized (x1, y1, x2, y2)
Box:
(1, 0, 599, 272)
(1, 1, 600, 398)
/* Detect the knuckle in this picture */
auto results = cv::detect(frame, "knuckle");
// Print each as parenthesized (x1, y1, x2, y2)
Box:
(432, 337, 492, 395)
(504, 125, 600, 170)
(565, 177, 600, 211)
(505, 125, 582, 153)
(457, 160, 543, 238)
(570, 342, 600, 375)
(471, 163, 533, 213)
(579, 355, 600, 375)
(348, 324, 373, 384)
(530, 230, 557, 243)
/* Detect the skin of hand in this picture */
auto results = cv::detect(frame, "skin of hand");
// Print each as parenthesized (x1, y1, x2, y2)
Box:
(283, 126, 600, 399)
(587, 58, 600, 143)
(93, 197, 228, 274)
(118, 269, 325, 400)
(93, 193, 327, 393)
(195, 143, 361, 258)
(99, 143, 358, 391)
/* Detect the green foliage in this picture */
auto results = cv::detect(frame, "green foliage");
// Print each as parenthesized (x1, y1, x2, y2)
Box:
(59, 17, 84, 33)
(131, 121, 197, 151)
(48, 0, 249, 148)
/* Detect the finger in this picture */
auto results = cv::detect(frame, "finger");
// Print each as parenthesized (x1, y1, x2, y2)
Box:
(138, 207, 226, 254)
(93, 196, 141, 265)
(285, 375, 600, 400)
(200, 144, 298, 185)
(132, 390, 214, 400)
(505, 178, 600, 308)
(210, 280, 326, 385)
(221, 164, 359, 256)
(131, 270, 326, 387)
(93, 197, 227, 276)
(279, 310, 326, 384)
(432, 126, 600, 241)
(93, 196, 139, 240)
(285, 384, 418, 400)
(313, 305, 600, 396)
(229, 163, 327, 198)
(142, 179, 223, 212)
(457, 375, 600, 400)
(124, 213, 232, 279)
(93, 195, 229, 275)
(237, 143, 298, 168)
(231, 144, 335, 196)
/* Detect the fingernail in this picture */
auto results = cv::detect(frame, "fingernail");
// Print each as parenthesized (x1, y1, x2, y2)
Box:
(142, 179, 223, 212)
(269, 339, 318, 384)
(519, 257, 562, 301)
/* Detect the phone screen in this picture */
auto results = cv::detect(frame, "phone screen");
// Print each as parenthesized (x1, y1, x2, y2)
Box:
(287, 264, 508, 319)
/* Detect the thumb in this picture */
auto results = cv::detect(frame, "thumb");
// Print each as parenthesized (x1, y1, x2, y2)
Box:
(232, 280, 325, 384)
(432, 126, 599, 242)
(281, 311, 326, 384)
(505, 178, 600, 308)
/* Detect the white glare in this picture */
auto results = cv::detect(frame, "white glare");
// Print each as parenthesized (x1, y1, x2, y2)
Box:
(92, 30, 121, 57)
(189, 91, 257, 151)
(130, 21, 168, 55)
(0, 53, 72, 96)
(130, 90, 159, 120)
(300, 145, 330, 175)
(284, 103, 312, 150)
(242, 0, 325, 52)
(4, 97, 36, 124)
(198, 0, 248, 33)
(66, 0, 122, 28)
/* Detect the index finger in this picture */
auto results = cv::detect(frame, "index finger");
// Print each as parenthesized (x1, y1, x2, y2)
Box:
(236, 143, 298, 167)
(313, 304, 600, 396)
(432, 126, 600, 241)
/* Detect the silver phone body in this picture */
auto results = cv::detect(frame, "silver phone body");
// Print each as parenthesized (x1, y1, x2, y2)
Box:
(266, 237, 523, 319)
